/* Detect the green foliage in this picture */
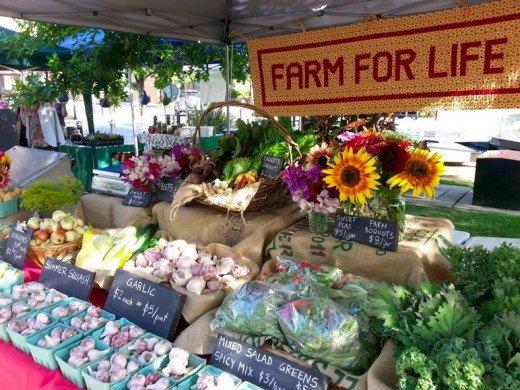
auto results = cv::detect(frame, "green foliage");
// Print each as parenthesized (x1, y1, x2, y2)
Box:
(21, 175, 83, 214)
(441, 243, 520, 306)
(222, 157, 251, 184)
(187, 108, 234, 134)
(7, 73, 59, 108)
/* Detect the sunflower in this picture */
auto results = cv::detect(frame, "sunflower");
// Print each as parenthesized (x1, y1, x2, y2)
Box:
(0, 166, 10, 191)
(323, 148, 380, 205)
(387, 148, 445, 197)
(307, 143, 334, 168)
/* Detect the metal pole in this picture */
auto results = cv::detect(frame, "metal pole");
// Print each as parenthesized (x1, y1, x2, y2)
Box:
(225, 44, 231, 133)
(127, 68, 138, 156)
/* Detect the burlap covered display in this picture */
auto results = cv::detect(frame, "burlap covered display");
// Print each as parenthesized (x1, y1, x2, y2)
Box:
(265, 215, 455, 285)
(152, 197, 305, 265)
(124, 243, 259, 323)
(75, 193, 153, 229)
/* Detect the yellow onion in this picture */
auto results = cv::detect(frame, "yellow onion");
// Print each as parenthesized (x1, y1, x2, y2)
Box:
(50, 230, 66, 245)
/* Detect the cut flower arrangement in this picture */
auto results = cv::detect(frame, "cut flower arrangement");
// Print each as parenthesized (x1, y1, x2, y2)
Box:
(121, 152, 180, 192)
(283, 129, 445, 232)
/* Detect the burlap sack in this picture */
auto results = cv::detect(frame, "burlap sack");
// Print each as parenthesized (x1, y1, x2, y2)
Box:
(75, 193, 153, 229)
(265, 215, 455, 285)
(366, 342, 397, 390)
(123, 243, 259, 324)
(152, 197, 304, 265)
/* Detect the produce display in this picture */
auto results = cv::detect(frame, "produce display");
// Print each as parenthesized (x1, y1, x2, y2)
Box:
(127, 335, 173, 364)
(26, 289, 66, 309)
(0, 261, 24, 293)
(70, 305, 109, 332)
(28, 210, 85, 247)
(98, 320, 145, 348)
(51, 300, 89, 319)
(0, 301, 30, 323)
(195, 371, 236, 390)
(67, 337, 110, 368)
(133, 239, 251, 295)
(11, 281, 47, 299)
(8, 312, 53, 336)
(75, 225, 156, 276)
(36, 325, 79, 348)
(127, 372, 170, 389)
(86, 351, 141, 383)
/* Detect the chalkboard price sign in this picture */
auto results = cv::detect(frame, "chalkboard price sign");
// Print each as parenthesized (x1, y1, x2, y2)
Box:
(105, 270, 185, 339)
(3, 225, 32, 269)
(39, 257, 95, 300)
(123, 189, 152, 207)
(332, 213, 399, 251)
(259, 155, 284, 179)
(156, 176, 182, 203)
(211, 334, 328, 390)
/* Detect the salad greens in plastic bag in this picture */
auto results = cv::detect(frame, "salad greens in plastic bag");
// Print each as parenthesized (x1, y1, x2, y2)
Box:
(276, 297, 369, 372)
(211, 281, 294, 340)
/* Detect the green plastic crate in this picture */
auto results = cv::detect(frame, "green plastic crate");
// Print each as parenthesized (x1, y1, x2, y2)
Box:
(69, 308, 116, 336)
(176, 365, 241, 390)
(55, 337, 112, 388)
(0, 300, 32, 341)
(119, 333, 173, 370)
(0, 197, 20, 218)
(120, 362, 173, 389)
(81, 349, 143, 390)
(6, 307, 59, 353)
(27, 322, 84, 369)
(236, 382, 264, 389)
(144, 350, 206, 387)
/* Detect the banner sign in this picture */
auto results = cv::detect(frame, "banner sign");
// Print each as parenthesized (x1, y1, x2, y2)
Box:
(248, 0, 520, 115)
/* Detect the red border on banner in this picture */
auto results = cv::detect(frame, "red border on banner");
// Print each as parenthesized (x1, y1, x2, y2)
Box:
(256, 12, 520, 106)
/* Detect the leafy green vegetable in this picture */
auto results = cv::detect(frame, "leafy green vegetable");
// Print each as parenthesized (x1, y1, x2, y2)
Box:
(396, 347, 436, 390)
(222, 157, 251, 184)
(21, 175, 84, 214)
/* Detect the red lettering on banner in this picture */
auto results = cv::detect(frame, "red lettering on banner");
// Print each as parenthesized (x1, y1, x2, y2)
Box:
(355, 53, 371, 84)
(395, 49, 416, 80)
(286, 62, 303, 89)
(373, 52, 393, 82)
(304, 60, 322, 88)
(450, 43, 458, 77)
(428, 46, 448, 78)
(484, 38, 507, 74)
(271, 64, 284, 90)
(460, 41, 482, 76)
(323, 58, 344, 87)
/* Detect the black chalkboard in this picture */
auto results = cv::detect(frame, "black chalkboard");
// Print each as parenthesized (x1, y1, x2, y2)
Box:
(123, 189, 152, 207)
(156, 176, 182, 203)
(39, 257, 95, 300)
(3, 225, 33, 269)
(332, 213, 399, 252)
(105, 270, 185, 340)
(211, 334, 328, 390)
(259, 155, 284, 179)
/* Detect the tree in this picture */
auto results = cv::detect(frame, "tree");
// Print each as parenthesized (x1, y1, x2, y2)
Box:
(2, 21, 250, 134)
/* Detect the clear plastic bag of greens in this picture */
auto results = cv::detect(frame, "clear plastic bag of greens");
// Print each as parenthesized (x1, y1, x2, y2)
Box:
(267, 258, 343, 288)
(275, 297, 371, 373)
(210, 281, 295, 340)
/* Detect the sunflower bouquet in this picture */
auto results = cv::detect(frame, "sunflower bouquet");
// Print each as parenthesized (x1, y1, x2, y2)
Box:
(0, 150, 11, 191)
(283, 130, 445, 234)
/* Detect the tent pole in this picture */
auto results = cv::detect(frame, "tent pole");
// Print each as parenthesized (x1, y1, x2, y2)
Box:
(225, 44, 231, 133)
(127, 68, 138, 156)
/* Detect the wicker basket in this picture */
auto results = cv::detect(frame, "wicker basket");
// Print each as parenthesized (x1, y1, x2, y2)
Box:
(27, 239, 82, 267)
(191, 101, 301, 213)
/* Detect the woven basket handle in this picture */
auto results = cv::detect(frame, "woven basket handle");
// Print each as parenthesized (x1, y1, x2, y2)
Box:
(193, 101, 302, 162)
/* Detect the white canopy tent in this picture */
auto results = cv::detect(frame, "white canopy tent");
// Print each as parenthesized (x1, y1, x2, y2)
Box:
(0, 0, 492, 153)
(0, 0, 491, 44)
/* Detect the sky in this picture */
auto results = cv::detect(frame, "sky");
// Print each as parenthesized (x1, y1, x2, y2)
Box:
(0, 17, 18, 31)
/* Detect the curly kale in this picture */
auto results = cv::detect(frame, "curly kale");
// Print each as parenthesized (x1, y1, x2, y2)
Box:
(396, 347, 436, 390)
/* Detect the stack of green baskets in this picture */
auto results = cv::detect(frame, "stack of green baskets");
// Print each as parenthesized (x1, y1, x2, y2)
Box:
(6, 307, 59, 353)
(177, 365, 241, 390)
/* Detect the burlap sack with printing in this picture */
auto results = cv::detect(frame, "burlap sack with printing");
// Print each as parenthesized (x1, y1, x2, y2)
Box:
(75, 193, 153, 229)
(123, 243, 259, 324)
(265, 215, 455, 285)
(152, 197, 304, 266)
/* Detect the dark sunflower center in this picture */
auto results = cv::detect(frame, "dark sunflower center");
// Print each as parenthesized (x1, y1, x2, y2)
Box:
(341, 166, 361, 186)
(409, 161, 428, 178)
(316, 155, 328, 168)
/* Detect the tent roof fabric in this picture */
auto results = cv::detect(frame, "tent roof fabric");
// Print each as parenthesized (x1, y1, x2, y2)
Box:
(0, 0, 491, 43)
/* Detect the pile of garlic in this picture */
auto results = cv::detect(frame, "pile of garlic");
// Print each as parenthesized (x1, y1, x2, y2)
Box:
(134, 240, 250, 295)
(127, 336, 172, 365)
(99, 321, 145, 348)
(8, 312, 52, 336)
(195, 372, 236, 389)
(87, 352, 140, 383)
(67, 338, 109, 368)
(51, 300, 89, 319)
(36, 326, 78, 349)
(0, 301, 30, 324)
(127, 372, 170, 390)
(70, 305, 108, 332)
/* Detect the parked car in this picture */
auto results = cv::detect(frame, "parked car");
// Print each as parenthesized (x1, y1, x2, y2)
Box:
(174, 90, 203, 115)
